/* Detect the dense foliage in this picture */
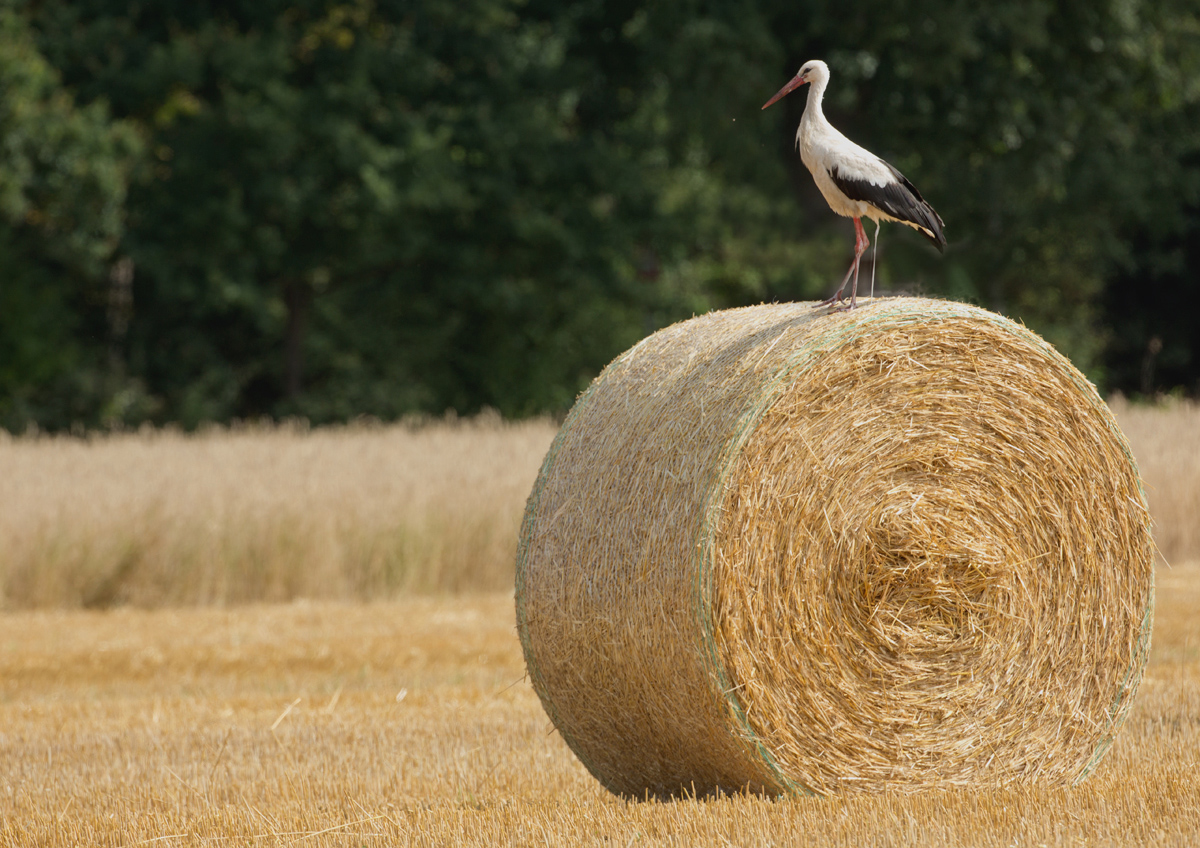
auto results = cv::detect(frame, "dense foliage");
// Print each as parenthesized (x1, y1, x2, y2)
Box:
(2, 0, 1198, 429)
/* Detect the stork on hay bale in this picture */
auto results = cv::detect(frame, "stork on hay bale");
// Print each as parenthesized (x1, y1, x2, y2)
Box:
(763, 60, 946, 309)
(515, 299, 1153, 799)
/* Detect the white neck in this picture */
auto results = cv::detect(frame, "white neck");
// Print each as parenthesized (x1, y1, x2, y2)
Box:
(804, 70, 828, 124)
(796, 67, 830, 148)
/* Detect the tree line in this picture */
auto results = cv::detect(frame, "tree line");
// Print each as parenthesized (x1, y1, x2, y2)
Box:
(2, 0, 1197, 431)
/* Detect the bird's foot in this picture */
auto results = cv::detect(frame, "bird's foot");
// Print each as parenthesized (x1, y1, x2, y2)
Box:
(814, 290, 847, 309)
(815, 291, 856, 311)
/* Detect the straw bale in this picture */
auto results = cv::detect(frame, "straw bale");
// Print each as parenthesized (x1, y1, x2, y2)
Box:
(515, 298, 1153, 799)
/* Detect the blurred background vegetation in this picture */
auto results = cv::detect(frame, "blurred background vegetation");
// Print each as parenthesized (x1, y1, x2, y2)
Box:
(1, 0, 1198, 431)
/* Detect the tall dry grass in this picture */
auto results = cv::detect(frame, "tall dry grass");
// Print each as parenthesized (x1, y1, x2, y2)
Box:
(0, 414, 557, 609)
(1110, 398, 1200, 566)
(0, 401, 1196, 610)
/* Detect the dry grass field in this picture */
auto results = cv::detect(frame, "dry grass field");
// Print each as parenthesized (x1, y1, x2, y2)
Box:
(1109, 397, 1200, 566)
(0, 574, 1197, 846)
(1, 402, 1199, 845)
(0, 414, 558, 609)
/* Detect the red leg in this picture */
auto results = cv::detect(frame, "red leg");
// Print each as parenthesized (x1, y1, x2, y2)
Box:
(845, 217, 870, 309)
(817, 217, 871, 310)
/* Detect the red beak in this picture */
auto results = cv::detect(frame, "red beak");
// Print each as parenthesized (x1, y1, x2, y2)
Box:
(761, 74, 808, 110)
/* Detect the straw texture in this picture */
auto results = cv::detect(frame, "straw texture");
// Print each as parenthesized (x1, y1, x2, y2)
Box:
(515, 298, 1153, 799)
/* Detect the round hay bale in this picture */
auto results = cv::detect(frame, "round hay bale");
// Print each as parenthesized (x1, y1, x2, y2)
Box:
(515, 297, 1154, 798)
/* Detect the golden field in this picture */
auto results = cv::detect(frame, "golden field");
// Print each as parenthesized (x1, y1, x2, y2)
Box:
(0, 413, 558, 609)
(0, 572, 1197, 846)
(1108, 397, 1200, 566)
(1, 401, 1198, 610)
(1, 401, 1199, 845)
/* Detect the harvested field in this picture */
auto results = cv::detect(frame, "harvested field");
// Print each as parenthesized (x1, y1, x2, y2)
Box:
(1, 573, 1198, 846)
(1, 403, 1199, 843)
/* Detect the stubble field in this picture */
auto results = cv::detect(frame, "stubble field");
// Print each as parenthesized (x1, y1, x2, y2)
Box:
(1, 401, 1199, 845)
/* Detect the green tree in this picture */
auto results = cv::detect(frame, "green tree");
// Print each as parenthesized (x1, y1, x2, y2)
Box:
(34, 0, 781, 423)
(0, 7, 142, 431)
(17, 0, 1200, 429)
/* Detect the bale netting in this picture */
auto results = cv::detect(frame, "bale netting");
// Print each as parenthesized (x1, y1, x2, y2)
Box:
(515, 297, 1154, 799)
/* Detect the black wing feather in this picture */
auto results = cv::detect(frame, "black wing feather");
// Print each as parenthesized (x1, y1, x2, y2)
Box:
(829, 161, 946, 252)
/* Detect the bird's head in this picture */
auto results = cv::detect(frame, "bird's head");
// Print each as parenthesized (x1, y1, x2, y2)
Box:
(762, 60, 828, 110)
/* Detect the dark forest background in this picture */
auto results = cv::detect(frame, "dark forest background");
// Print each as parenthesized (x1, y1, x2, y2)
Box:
(2, 0, 1198, 431)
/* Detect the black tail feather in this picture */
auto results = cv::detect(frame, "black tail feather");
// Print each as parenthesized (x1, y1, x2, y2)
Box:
(830, 160, 946, 252)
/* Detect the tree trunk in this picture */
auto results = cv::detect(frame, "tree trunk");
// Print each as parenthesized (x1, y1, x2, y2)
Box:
(283, 279, 311, 402)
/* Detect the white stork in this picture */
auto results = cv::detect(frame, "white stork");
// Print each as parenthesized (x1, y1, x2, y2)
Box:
(762, 60, 946, 309)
